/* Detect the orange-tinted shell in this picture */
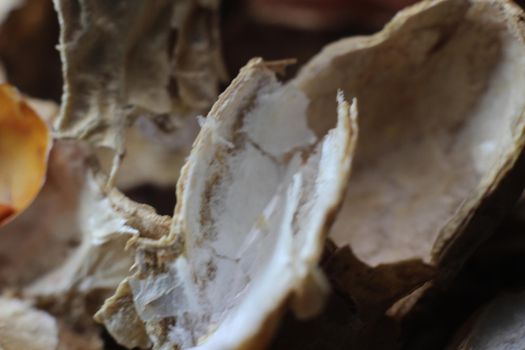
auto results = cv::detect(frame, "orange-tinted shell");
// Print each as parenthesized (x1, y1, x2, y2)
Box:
(0, 83, 50, 225)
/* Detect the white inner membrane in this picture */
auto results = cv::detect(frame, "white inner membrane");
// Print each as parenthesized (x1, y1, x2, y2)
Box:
(130, 67, 355, 349)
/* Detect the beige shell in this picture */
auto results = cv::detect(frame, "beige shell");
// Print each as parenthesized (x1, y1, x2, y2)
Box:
(96, 58, 358, 349)
(52, 0, 226, 156)
(0, 296, 60, 350)
(97, 0, 525, 347)
(0, 138, 170, 345)
(292, 0, 525, 311)
(3, 0, 525, 348)
(95, 115, 199, 189)
(0, 296, 104, 350)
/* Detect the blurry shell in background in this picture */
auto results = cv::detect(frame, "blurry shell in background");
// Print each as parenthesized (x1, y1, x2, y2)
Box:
(0, 84, 50, 226)
(0, 296, 59, 350)
(292, 0, 525, 316)
(0, 0, 22, 24)
(96, 58, 358, 350)
(0, 0, 196, 190)
(0, 296, 104, 350)
(0, 137, 171, 343)
(52, 0, 226, 155)
(449, 292, 525, 350)
(96, 115, 199, 190)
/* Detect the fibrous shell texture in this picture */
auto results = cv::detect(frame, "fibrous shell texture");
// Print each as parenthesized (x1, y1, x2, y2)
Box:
(98, 0, 525, 347)
(52, 0, 226, 154)
(0, 137, 170, 337)
(294, 0, 525, 273)
(96, 58, 358, 350)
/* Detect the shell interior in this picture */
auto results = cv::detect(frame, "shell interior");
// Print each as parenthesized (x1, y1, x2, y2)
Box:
(295, 0, 525, 266)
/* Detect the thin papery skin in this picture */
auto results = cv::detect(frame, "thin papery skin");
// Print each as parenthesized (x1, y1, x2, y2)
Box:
(293, 0, 525, 272)
(52, 0, 226, 154)
(0, 297, 59, 350)
(0, 138, 171, 344)
(96, 59, 358, 350)
(0, 83, 50, 226)
(96, 116, 199, 189)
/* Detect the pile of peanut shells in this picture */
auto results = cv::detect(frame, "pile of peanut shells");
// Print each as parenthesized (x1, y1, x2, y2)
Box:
(2, 1, 525, 349)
